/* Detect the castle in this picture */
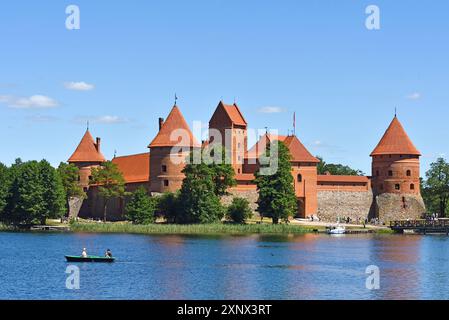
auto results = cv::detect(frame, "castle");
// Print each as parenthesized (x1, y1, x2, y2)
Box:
(67, 101, 426, 222)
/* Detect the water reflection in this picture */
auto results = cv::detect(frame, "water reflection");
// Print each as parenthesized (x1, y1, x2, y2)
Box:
(1, 232, 448, 299)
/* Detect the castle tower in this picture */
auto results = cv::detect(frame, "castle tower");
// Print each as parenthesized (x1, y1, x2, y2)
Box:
(370, 116, 425, 221)
(209, 101, 247, 174)
(148, 105, 200, 193)
(68, 129, 106, 191)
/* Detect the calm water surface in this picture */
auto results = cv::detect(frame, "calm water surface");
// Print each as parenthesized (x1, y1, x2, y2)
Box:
(0, 232, 448, 300)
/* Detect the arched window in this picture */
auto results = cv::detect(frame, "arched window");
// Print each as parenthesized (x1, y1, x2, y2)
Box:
(388, 170, 393, 177)
(297, 174, 302, 182)
(395, 184, 401, 190)
(410, 184, 415, 190)
(406, 170, 411, 177)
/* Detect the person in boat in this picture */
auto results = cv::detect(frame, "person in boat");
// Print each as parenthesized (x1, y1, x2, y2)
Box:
(105, 249, 113, 258)
(82, 248, 88, 258)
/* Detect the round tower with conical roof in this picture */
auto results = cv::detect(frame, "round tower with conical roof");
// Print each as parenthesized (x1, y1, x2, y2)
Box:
(68, 129, 106, 191)
(148, 105, 201, 193)
(370, 116, 425, 221)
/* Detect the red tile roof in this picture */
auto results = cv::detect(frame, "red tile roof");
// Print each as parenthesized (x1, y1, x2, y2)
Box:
(283, 135, 320, 163)
(68, 130, 106, 163)
(317, 175, 369, 183)
(246, 134, 318, 163)
(220, 101, 247, 126)
(148, 105, 201, 148)
(371, 116, 421, 156)
(246, 134, 287, 158)
(112, 153, 150, 183)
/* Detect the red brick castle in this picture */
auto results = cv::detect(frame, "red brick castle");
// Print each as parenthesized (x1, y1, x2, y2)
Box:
(68, 101, 425, 222)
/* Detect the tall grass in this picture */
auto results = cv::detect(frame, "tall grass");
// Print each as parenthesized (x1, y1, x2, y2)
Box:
(70, 221, 315, 235)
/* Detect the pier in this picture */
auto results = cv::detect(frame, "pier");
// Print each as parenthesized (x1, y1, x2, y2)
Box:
(390, 219, 449, 234)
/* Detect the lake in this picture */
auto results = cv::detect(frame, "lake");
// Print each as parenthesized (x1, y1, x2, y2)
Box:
(0, 232, 448, 300)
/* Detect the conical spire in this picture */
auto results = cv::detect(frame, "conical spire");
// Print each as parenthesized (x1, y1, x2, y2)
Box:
(148, 105, 200, 148)
(68, 129, 106, 163)
(370, 116, 421, 156)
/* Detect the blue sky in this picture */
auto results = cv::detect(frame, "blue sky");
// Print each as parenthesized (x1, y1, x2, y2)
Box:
(0, 0, 448, 175)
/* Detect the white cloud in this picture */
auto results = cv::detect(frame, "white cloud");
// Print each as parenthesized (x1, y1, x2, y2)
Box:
(406, 92, 421, 100)
(64, 81, 95, 91)
(258, 106, 285, 113)
(0, 95, 59, 109)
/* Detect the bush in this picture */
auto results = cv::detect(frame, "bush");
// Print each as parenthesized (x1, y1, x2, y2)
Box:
(227, 197, 253, 224)
(125, 187, 158, 224)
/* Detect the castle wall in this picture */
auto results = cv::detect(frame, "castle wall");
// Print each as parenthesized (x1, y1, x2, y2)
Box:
(78, 182, 149, 221)
(221, 187, 259, 214)
(317, 190, 374, 222)
(375, 193, 425, 223)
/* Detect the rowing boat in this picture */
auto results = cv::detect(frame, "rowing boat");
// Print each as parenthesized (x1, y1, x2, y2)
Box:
(65, 255, 115, 263)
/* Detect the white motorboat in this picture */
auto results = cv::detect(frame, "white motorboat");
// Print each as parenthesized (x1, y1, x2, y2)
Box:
(326, 224, 346, 234)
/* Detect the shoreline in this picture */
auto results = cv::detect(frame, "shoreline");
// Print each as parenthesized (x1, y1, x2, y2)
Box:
(0, 220, 393, 236)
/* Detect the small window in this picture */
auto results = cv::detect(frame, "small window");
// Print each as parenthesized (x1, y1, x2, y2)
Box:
(406, 170, 411, 177)
(164, 180, 169, 187)
(410, 184, 415, 190)
(388, 170, 393, 177)
(395, 184, 400, 190)
(162, 165, 167, 173)
(297, 174, 302, 182)
(88, 175, 92, 181)
(238, 169, 241, 174)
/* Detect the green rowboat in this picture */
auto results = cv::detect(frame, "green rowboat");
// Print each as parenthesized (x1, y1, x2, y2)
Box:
(65, 255, 115, 263)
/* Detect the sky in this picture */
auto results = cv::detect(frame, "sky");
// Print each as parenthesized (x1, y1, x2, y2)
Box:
(0, 0, 448, 175)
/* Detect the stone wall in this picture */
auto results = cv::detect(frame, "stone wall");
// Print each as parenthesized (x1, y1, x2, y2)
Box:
(375, 193, 425, 223)
(317, 190, 374, 222)
(221, 189, 259, 214)
(68, 197, 84, 219)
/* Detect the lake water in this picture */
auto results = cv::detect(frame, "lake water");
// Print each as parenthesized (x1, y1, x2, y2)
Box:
(0, 232, 448, 300)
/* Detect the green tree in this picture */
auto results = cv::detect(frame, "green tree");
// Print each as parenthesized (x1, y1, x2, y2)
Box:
(227, 197, 253, 224)
(2, 160, 65, 225)
(39, 160, 66, 224)
(0, 163, 10, 215)
(203, 145, 236, 196)
(90, 161, 127, 222)
(58, 162, 85, 200)
(255, 141, 297, 224)
(316, 156, 364, 176)
(176, 146, 236, 224)
(125, 187, 157, 224)
(423, 158, 449, 217)
(158, 192, 180, 223)
(179, 162, 225, 224)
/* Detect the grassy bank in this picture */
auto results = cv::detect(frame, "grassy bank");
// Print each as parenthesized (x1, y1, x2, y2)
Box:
(70, 221, 317, 235)
(0, 223, 14, 232)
